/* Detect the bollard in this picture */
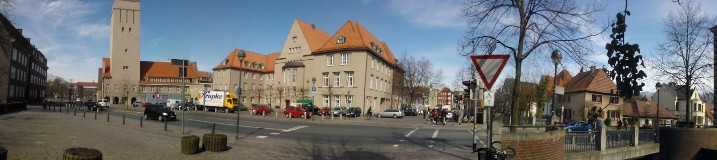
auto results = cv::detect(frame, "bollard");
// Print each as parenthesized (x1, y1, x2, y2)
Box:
(123, 114, 125, 125)
(74, 107, 77, 116)
(140, 115, 143, 127)
(94, 110, 97, 120)
(83, 109, 86, 117)
(340, 114, 343, 120)
(262, 112, 265, 117)
(212, 123, 216, 134)
(66, 104, 69, 114)
(304, 112, 307, 120)
(332, 114, 334, 120)
(164, 118, 168, 131)
(107, 112, 110, 122)
(322, 114, 324, 121)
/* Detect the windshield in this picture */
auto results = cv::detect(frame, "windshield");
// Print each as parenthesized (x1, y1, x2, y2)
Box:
(232, 98, 238, 104)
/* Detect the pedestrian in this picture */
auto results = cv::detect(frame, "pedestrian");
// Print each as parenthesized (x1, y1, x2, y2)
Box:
(597, 118, 605, 128)
(440, 109, 447, 125)
(366, 107, 373, 120)
(423, 108, 427, 119)
(617, 120, 623, 130)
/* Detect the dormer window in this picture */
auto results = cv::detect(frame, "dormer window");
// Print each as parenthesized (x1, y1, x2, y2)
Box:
(224, 59, 229, 65)
(260, 64, 265, 69)
(245, 61, 250, 67)
(336, 36, 346, 44)
(252, 62, 258, 68)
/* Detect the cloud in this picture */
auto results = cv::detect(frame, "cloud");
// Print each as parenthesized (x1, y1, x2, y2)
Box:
(385, 0, 464, 28)
(12, 0, 109, 82)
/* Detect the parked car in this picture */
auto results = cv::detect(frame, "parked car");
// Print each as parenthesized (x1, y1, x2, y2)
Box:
(346, 107, 362, 117)
(143, 104, 176, 122)
(252, 105, 273, 115)
(565, 121, 593, 132)
(330, 107, 348, 116)
(98, 99, 110, 107)
(284, 106, 310, 118)
(132, 101, 143, 107)
(317, 107, 331, 116)
(83, 101, 103, 111)
(378, 109, 404, 118)
(404, 108, 418, 116)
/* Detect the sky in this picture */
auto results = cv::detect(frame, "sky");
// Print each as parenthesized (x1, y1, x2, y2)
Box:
(8, 0, 717, 92)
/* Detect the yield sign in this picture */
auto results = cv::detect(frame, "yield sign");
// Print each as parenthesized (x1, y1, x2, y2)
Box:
(470, 55, 509, 90)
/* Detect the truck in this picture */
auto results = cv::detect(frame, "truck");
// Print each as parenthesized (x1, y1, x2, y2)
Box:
(195, 91, 239, 113)
(166, 99, 183, 110)
(145, 94, 183, 105)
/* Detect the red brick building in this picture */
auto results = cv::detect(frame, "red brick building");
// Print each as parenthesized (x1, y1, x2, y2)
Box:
(437, 88, 453, 106)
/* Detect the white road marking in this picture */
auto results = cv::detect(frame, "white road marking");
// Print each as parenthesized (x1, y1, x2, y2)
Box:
(282, 126, 308, 132)
(393, 144, 399, 147)
(431, 140, 435, 143)
(256, 136, 268, 139)
(432, 129, 440, 139)
(399, 139, 404, 142)
(186, 118, 285, 131)
(270, 132, 280, 135)
(428, 145, 434, 148)
(405, 128, 419, 137)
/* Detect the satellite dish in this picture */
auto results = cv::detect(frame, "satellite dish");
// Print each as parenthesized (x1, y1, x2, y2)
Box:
(487, 42, 497, 55)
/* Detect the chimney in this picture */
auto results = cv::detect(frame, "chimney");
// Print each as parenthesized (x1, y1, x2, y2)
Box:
(590, 66, 596, 71)
(17, 29, 21, 34)
(311, 24, 315, 29)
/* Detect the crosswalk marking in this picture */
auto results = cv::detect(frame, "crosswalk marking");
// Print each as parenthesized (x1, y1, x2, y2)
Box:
(405, 128, 419, 137)
(432, 129, 439, 139)
(393, 144, 399, 147)
(270, 132, 280, 135)
(186, 118, 286, 131)
(282, 126, 308, 132)
(257, 136, 268, 139)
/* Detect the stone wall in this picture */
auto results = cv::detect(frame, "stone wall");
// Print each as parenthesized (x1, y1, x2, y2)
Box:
(660, 127, 717, 160)
(501, 130, 565, 160)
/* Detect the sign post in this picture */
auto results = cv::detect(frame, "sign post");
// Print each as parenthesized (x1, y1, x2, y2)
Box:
(470, 54, 509, 149)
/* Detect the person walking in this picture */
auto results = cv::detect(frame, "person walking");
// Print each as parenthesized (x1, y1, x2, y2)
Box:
(617, 120, 623, 130)
(423, 108, 427, 119)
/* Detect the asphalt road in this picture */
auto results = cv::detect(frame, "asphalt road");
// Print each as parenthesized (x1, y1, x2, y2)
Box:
(106, 107, 489, 151)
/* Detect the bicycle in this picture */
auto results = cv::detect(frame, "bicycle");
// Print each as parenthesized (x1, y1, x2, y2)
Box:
(473, 141, 516, 160)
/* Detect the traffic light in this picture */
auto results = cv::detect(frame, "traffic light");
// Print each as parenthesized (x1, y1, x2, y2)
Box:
(462, 80, 477, 99)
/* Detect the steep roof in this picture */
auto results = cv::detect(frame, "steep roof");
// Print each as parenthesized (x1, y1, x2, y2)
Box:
(102, 58, 111, 78)
(706, 102, 713, 119)
(139, 61, 200, 84)
(212, 49, 278, 73)
(622, 100, 678, 119)
(544, 69, 573, 95)
(314, 20, 398, 66)
(565, 67, 617, 94)
(295, 19, 330, 52)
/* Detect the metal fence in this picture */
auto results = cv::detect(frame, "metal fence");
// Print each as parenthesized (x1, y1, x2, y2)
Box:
(607, 130, 632, 148)
(639, 129, 655, 144)
(565, 131, 597, 152)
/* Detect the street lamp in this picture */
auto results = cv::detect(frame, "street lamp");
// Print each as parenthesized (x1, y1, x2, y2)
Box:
(550, 49, 562, 125)
(236, 50, 246, 139)
(656, 82, 662, 142)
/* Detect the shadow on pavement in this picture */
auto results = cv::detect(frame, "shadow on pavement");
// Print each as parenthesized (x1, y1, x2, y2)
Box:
(389, 132, 472, 160)
(290, 137, 393, 160)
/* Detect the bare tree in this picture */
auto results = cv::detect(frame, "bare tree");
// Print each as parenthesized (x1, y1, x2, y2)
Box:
(399, 53, 435, 108)
(274, 83, 285, 109)
(652, 0, 715, 124)
(0, 0, 14, 20)
(253, 85, 267, 106)
(460, 0, 606, 130)
(297, 87, 309, 100)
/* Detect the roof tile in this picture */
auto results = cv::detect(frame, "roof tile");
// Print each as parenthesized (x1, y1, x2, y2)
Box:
(314, 20, 398, 66)
(565, 67, 617, 94)
(212, 49, 279, 73)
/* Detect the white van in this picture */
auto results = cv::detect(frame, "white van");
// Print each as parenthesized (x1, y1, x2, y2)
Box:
(98, 99, 110, 107)
(166, 99, 183, 110)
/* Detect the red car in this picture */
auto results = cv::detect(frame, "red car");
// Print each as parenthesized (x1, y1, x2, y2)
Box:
(284, 106, 310, 118)
(252, 106, 272, 115)
(317, 107, 331, 116)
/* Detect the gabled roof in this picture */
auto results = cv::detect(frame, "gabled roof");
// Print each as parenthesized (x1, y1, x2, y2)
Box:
(212, 49, 279, 73)
(706, 102, 713, 119)
(565, 67, 617, 94)
(622, 100, 678, 119)
(544, 69, 572, 95)
(295, 19, 330, 52)
(139, 61, 201, 84)
(439, 88, 452, 93)
(314, 20, 398, 66)
(102, 58, 111, 78)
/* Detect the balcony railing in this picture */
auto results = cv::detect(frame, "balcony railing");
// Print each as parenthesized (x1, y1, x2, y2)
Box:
(565, 126, 657, 153)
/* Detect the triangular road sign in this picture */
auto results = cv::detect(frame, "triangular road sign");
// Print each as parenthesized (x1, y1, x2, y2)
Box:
(470, 55, 509, 90)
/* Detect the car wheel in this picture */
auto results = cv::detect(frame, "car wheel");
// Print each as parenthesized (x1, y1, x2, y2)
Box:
(144, 114, 148, 120)
(158, 116, 164, 122)
(393, 114, 397, 119)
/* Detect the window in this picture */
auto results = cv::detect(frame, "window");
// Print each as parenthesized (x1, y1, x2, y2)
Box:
(371, 58, 375, 68)
(323, 95, 329, 107)
(346, 71, 354, 87)
(369, 75, 373, 89)
(252, 73, 256, 79)
(123, 66, 128, 70)
(322, 72, 329, 87)
(336, 36, 346, 44)
(340, 52, 349, 65)
(128, 28, 132, 34)
(333, 72, 340, 87)
(124, 49, 128, 54)
(122, 27, 125, 33)
(346, 95, 353, 107)
(591, 94, 602, 102)
(327, 54, 334, 66)
(334, 95, 340, 107)
(292, 68, 297, 85)
(610, 96, 619, 104)
(244, 72, 248, 78)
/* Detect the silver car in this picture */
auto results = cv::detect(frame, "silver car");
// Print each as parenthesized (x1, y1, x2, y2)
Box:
(330, 107, 347, 116)
(378, 109, 403, 118)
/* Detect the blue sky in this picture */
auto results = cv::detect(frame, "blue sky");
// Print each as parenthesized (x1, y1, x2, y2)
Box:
(10, 0, 716, 92)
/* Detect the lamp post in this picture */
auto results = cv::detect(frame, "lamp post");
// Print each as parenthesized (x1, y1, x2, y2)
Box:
(550, 49, 562, 125)
(656, 82, 662, 142)
(236, 51, 246, 139)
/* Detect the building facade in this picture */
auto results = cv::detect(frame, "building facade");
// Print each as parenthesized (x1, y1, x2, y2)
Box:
(437, 88, 453, 106)
(651, 83, 708, 126)
(0, 11, 47, 105)
(562, 67, 624, 126)
(211, 19, 404, 114)
(71, 82, 99, 101)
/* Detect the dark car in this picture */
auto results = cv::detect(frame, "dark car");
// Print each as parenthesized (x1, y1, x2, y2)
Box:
(346, 107, 362, 117)
(143, 104, 176, 122)
(83, 101, 103, 111)
(404, 109, 418, 116)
